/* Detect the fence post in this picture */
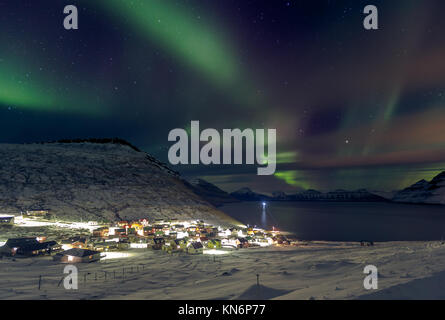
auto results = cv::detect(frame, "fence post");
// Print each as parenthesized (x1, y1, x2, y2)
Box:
(58, 277, 64, 287)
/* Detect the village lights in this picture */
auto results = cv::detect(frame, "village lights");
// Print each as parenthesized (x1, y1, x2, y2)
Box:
(177, 231, 188, 239)
(0, 211, 283, 262)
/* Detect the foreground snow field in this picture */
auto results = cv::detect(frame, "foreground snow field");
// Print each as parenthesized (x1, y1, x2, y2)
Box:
(1, 241, 445, 300)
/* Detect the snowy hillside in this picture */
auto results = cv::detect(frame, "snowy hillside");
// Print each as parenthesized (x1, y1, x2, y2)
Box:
(0, 141, 238, 225)
(393, 171, 445, 204)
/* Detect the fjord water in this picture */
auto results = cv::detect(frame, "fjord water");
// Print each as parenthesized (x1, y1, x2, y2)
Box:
(221, 201, 445, 241)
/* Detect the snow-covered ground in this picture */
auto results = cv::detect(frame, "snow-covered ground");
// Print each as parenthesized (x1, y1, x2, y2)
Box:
(1, 241, 445, 300)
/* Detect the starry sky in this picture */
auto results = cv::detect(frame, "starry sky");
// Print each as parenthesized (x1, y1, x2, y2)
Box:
(1, 0, 445, 194)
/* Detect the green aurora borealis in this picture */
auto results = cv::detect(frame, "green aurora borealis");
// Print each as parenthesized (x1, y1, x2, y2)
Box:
(2, 0, 445, 193)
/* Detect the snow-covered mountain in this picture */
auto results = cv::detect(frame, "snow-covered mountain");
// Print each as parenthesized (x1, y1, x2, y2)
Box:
(393, 171, 445, 204)
(230, 187, 271, 201)
(0, 140, 238, 225)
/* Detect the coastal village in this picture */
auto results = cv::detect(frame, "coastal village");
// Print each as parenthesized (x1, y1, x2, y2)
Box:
(0, 210, 294, 262)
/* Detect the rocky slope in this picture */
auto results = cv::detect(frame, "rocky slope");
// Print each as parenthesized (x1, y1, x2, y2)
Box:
(0, 141, 238, 225)
(184, 178, 239, 207)
(393, 171, 445, 204)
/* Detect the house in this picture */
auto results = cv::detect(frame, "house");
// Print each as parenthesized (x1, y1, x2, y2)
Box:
(206, 227, 218, 237)
(175, 239, 187, 250)
(187, 241, 203, 254)
(117, 221, 128, 227)
(45, 241, 63, 254)
(207, 239, 222, 249)
(126, 227, 136, 235)
(153, 225, 164, 236)
(131, 222, 143, 231)
(164, 239, 187, 253)
(0, 238, 61, 256)
(173, 224, 185, 232)
(186, 225, 198, 235)
(92, 227, 109, 238)
(94, 241, 118, 252)
(199, 236, 209, 244)
(26, 210, 49, 218)
(152, 237, 165, 250)
(237, 238, 249, 248)
(0, 238, 38, 255)
(114, 228, 127, 236)
(245, 236, 254, 243)
(273, 235, 290, 245)
(142, 226, 154, 237)
(53, 248, 101, 263)
(221, 238, 238, 248)
(168, 231, 177, 239)
(61, 236, 88, 250)
(0, 215, 14, 226)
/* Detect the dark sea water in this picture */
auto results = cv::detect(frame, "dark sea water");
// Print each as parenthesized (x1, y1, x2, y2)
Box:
(220, 201, 445, 241)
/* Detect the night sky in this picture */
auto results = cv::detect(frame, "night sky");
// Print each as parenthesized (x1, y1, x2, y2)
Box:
(1, 0, 445, 194)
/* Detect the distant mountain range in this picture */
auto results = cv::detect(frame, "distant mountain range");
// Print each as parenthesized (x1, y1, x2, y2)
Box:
(194, 170, 445, 206)
(392, 171, 445, 204)
(229, 187, 388, 202)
